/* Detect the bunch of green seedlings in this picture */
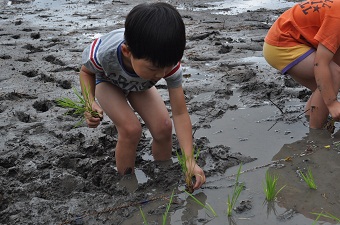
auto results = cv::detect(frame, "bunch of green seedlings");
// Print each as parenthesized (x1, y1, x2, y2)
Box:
(299, 167, 317, 190)
(263, 170, 286, 201)
(176, 148, 200, 194)
(227, 163, 244, 217)
(56, 83, 101, 126)
(140, 190, 175, 225)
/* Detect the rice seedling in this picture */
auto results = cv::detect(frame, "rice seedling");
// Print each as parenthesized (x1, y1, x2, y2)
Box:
(312, 211, 340, 224)
(162, 189, 175, 224)
(299, 167, 317, 190)
(56, 83, 101, 126)
(185, 190, 218, 217)
(176, 148, 200, 193)
(263, 170, 286, 201)
(227, 163, 244, 217)
(139, 190, 175, 225)
(139, 206, 149, 225)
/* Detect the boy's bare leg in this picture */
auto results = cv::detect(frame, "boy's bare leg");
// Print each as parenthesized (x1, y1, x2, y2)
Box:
(128, 87, 173, 161)
(287, 53, 328, 128)
(308, 90, 329, 128)
(96, 82, 142, 175)
(288, 52, 340, 128)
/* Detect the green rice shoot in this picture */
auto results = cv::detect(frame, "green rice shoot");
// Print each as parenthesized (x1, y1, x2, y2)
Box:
(176, 148, 200, 193)
(139, 190, 175, 225)
(263, 170, 286, 201)
(299, 167, 317, 190)
(139, 206, 149, 225)
(162, 190, 175, 224)
(227, 163, 244, 217)
(312, 211, 340, 224)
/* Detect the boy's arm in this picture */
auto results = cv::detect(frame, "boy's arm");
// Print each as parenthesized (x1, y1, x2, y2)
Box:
(314, 44, 340, 120)
(168, 86, 206, 189)
(79, 65, 103, 128)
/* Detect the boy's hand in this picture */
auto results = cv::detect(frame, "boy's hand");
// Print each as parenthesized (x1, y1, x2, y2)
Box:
(187, 161, 206, 190)
(85, 101, 103, 128)
(328, 101, 340, 122)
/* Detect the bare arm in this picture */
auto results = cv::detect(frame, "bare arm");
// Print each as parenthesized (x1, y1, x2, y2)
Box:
(168, 86, 206, 189)
(80, 65, 100, 99)
(79, 65, 103, 127)
(314, 44, 340, 120)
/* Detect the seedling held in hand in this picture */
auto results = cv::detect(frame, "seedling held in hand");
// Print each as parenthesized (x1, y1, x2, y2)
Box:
(56, 83, 102, 126)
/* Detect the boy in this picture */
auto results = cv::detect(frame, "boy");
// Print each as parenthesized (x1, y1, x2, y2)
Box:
(263, 0, 340, 130)
(80, 2, 205, 190)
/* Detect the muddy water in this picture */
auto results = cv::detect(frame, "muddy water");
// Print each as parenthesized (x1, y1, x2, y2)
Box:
(187, 0, 296, 15)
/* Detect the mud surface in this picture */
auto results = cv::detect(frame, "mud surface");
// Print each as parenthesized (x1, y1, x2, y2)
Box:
(1, 0, 339, 225)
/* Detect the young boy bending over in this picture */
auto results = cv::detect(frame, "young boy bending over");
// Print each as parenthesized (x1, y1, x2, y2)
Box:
(263, 0, 340, 131)
(80, 2, 205, 190)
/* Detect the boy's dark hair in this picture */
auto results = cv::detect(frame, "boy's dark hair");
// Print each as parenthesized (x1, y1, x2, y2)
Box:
(124, 2, 185, 68)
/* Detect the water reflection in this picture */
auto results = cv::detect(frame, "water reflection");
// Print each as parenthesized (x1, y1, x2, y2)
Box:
(182, 192, 212, 223)
(183, 0, 298, 15)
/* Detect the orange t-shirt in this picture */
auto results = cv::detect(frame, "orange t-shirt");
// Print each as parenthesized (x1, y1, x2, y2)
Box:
(265, 0, 340, 54)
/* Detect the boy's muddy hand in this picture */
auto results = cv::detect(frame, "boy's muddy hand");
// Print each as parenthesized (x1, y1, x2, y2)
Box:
(192, 163, 206, 190)
(85, 111, 102, 128)
(328, 101, 340, 122)
(85, 102, 103, 128)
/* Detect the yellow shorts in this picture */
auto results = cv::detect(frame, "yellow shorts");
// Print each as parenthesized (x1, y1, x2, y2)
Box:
(263, 42, 315, 74)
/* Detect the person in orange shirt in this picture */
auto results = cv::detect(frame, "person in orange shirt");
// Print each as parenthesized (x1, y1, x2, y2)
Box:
(263, 0, 340, 130)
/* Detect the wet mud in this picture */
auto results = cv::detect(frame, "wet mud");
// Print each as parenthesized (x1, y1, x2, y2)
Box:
(1, 0, 339, 225)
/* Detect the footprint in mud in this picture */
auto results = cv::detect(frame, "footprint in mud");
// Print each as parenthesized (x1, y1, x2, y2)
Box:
(57, 79, 72, 89)
(22, 70, 39, 78)
(0, 55, 11, 60)
(27, 72, 72, 89)
(22, 44, 43, 53)
(33, 100, 53, 112)
(0, 92, 37, 101)
(0, 155, 17, 169)
(38, 73, 55, 83)
(0, 103, 7, 113)
(43, 55, 65, 66)
(30, 32, 40, 39)
(11, 34, 20, 39)
(15, 111, 31, 123)
(16, 57, 31, 62)
(51, 66, 80, 73)
(0, 192, 8, 211)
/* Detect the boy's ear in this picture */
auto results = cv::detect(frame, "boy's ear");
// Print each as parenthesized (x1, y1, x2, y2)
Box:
(121, 43, 132, 57)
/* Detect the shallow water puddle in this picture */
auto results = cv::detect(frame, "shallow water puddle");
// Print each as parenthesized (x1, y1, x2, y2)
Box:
(191, 0, 297, 15)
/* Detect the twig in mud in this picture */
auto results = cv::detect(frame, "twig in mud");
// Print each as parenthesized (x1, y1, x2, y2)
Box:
(267, 98, 310, 131)
(296, 108, 310, 119)
(266, 95, 284, 131)
(267, 120, 278, 131)
(267, 97, 285, 115)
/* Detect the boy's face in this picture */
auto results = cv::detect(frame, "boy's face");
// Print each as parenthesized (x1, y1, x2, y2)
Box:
(130, 56, 174, 82)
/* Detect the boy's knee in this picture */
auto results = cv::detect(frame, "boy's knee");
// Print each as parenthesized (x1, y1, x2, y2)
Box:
(153, 118, 172, 140)
(119, 123, 142, 141)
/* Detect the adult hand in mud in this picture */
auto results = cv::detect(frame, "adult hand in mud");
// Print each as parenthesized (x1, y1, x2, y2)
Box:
(85, 101, 103, 128)
(192, 163, 206, 190)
